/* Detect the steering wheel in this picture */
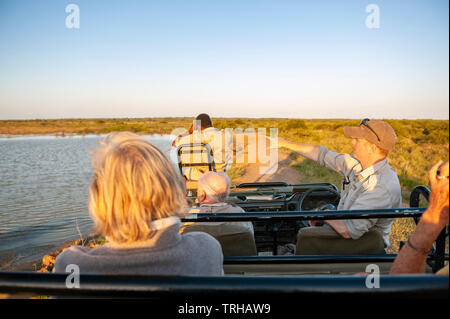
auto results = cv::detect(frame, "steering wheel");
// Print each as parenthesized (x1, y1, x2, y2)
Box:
(297, 186, 341, 212)
(295, 186, 340, 228)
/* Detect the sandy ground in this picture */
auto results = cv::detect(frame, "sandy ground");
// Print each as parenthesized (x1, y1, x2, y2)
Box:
(230, 133, 303, 185)
(233, 148, 303, 185)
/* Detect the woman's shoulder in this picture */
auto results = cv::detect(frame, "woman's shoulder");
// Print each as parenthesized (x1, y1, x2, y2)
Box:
(179, 232, 224, 273)
(181, 231, 223, 252)
(53, 245, 92, 273)
(182, 230, 220, 242)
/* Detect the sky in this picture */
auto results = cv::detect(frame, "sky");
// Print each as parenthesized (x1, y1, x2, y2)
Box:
(0, 0, 448, 120)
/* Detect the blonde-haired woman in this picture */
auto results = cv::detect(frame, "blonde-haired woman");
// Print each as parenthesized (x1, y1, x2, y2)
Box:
(54, 132, 223, 275)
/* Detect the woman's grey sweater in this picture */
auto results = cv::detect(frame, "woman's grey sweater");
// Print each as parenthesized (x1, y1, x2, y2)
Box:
(53, 217, 224, 276)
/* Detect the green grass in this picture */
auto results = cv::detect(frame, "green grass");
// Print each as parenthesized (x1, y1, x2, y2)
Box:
(283, 149, 342, 186)
(227, 166, 246, 186)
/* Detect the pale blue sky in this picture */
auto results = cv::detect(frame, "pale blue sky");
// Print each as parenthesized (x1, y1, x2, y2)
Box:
(0, 0, 448, 119)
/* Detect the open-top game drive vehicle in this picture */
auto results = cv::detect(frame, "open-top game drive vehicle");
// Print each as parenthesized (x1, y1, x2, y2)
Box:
(0, 181, 448, 299)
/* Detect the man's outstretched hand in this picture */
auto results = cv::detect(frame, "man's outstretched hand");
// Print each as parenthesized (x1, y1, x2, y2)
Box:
(265, 136, 291, 149)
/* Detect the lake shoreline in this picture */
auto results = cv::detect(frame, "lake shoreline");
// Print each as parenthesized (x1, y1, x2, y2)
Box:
(5, 234, 104, 273)
(0, 132, 174, 139)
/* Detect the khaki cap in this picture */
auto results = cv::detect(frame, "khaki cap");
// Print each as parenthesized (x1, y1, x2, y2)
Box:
(344, 119, 397, 151)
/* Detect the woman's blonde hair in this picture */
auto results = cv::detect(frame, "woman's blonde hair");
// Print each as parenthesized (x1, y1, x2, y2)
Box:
(89, 132, 186, 243)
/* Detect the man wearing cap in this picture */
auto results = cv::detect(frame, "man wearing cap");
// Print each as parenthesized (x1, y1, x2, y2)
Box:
(276, 119, 402, 249)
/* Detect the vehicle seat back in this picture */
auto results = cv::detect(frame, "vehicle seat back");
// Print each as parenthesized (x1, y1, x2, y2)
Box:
(177, 143, 216, 176)
(185, 180, 198, 195)
(295, 225, 386, 255)
(182, 223, 257, 256)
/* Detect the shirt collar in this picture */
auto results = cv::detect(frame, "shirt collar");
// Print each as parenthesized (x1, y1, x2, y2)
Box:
(200, 202, 228, 207)
(202, 127, 219, 134)
(357, 159, 388, 180)
(105, 216, 181, 249)
(148, 216, 180, 231)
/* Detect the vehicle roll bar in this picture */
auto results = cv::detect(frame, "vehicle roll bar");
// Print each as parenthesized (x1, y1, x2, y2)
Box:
(236, 182, 290, 188)
(223, 254, 448, 265)
(234, 182, 339, 193)
(182, 207, 426, 222)
(0, 272, 447, 298)
(409, 185, 430, 209)
(176, 143, 216, 174)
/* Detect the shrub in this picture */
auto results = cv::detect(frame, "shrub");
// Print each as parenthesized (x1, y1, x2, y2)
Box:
(285, 119, 307, 130)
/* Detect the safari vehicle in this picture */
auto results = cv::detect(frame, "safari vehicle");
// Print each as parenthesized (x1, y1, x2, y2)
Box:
(0, 181, 448, 299)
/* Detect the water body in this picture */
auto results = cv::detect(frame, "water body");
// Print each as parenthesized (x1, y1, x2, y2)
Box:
(0, 134, 175, 270)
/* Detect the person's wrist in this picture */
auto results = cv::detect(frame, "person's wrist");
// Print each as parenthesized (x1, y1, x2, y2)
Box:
(406, 236, 432, 255)
(413, 222, 441, 247)
(420, 205, 448, 229)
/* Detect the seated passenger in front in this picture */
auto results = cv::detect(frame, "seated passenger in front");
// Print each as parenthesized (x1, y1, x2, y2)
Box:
(181, 172, 257, 256)
(53, 132, 224, 275)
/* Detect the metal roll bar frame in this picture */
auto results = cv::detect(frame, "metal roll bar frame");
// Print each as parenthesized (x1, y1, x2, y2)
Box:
(176, 143, 216, 176)
(183, 206, 448, 272)
(0, 272, 447, 298)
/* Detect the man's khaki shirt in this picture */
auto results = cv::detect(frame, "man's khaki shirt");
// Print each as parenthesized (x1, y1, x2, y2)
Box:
(318, 146, 402, 247)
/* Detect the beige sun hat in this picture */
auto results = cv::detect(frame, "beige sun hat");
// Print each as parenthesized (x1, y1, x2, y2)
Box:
(343, 119, 398, 151)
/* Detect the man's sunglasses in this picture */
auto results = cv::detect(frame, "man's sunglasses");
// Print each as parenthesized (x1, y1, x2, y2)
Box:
(359, 118, 381, 142)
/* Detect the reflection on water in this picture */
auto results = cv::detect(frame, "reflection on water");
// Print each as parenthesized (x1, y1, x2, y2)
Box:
(0, 134, 175, 270)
